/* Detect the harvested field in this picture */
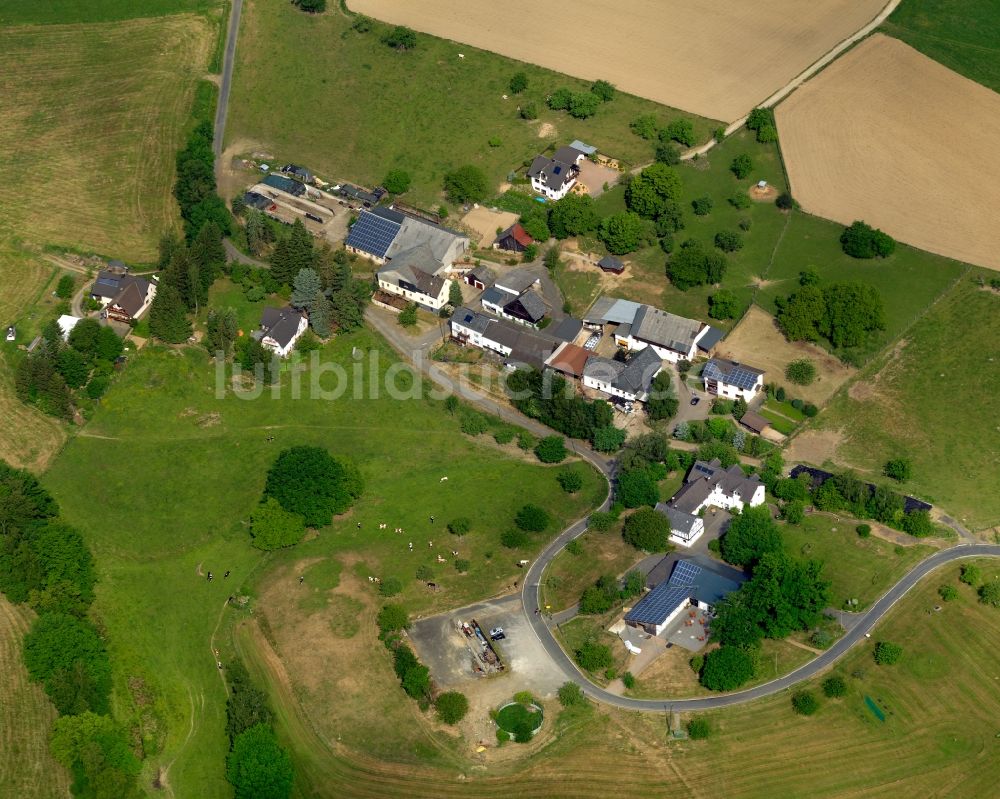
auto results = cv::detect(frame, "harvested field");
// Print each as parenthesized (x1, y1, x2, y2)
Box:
(0, 598, 71, 798)
(348, 0, 886, 122)
(716, 305, 855, 405)
(0, 15, 212, 261)
(460, 207, 518, 248)
(777, 34, 1000, 271)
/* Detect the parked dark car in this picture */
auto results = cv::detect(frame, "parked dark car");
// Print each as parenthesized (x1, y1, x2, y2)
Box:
(690, 396, 701, 406)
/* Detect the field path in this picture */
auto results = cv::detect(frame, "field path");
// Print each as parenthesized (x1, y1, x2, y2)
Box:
(213, 0, 244, 159)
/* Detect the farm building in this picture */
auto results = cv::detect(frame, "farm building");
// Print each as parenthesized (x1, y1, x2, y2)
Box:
(583, 295, 719, 363)
(654, 502, 706, 548)
(242, 190, 273, 211)
(597, 255, 624, 274)
(91, 271, 156, 322)
(376, 244, 450, 311)
(258, 306, 307, 358)
(666, 458, 766, 516)
(481, 269, 547, 327)
(527, 144, 587, 200)
(544, 341, 592, 379)
(738, 410, 771, 435)
(625, 559, 740, 637)
(280, 164, 313, 182)
(261, 173, 306, 198)
(702, 358, 764, 401)
(450, 306, 558, 369)
(494, 222, 534, 253)
(549, 316, 583, 343)
(338, 184, 384, 206)
(582, 346, 662, 403)
(464, 264, 496, 290)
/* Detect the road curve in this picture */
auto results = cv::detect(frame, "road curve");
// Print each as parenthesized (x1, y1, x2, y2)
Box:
(213, 0, 244, 158)
(523, 535, 1000, 711)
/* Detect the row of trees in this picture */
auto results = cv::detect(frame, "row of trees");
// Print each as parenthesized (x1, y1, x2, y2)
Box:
(630, 113, 699, 148)
(546, 79, 616, 120)
(173, 97, 230, 241)
(224, 661, 294, 799)
(15, 317, 124, 419)
(0, 461, 142, 796)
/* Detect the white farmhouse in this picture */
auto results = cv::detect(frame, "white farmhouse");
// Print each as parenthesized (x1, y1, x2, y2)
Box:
(259, 306, 307, 358)
(581, 346, 662, 403)
(702, 358, 764, 402)
(527, 145, 587, 200)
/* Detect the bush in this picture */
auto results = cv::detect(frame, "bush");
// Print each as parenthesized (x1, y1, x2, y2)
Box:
(689, 654, 704, 674)
(591, 79, 616, 101)
(382, 25, 417, 50)
(630, 114, 660, 140)
(454, 557, 471, 573)
(792, 690, 819, 715)
(415, 565, 434, 581)
(709, 289, 740, 320)
(382, 169, 411, 194)
(691, 195, 714, 216)
(249, 498, 307, 550)
(379, 577, 403, 597)
(500, 529, 529, 549)
(263, 445, 362, 527)
(575, 639, 614, 671)
(519, 102, 538, 120)
(884, 457, 912, 482)
(856, 524, 871, 538)
(509, 72, 528, 94)
(713, 230, 742, 253)
(448, 517, 471, 536)
(802, 403, 818, 417)
(687, 717, 711, 739)
(517, 430, 536, 450)
(588, 511, 616, 532)
(294, 0, 326, 10)
(515, 504, 550, 532)
(622, 508, 671, 552)
(655, 142, 681, 165)
(873, 641, 902, 665)
(435, 691, 469, 724)
(557, 682, 585, 707)
(785, 359, 816, 386)
(822, 676, 847, 698)
(730, 154, 753, 179)
(86, 375, 110, 399)
(776, 192, 794, 210)
(566, 539, 583, 556)
(621, 671, 635, 689)
(663, 118, 696, 147)
(729, 191, 752, 209)
(376, 604, 409, 635)
(558, 469, 583, 493)
(534, 435, 567, 463)
(978, 581, 1000, 608)
(938, 585, 958, 602)
(700, 646, 754, 691)
(226, 724, 294, 799)
(840, 220, 896, 259)
(460, 412, 489, 436)
(960, 564, 981, 586)
(443, 165, 489, 203)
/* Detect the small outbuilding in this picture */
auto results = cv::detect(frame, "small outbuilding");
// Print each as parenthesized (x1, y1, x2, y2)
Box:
(494, 223, 534, 253)
(738, 410, 772, 435)
(5, 326, 15, 342)
(597, 255, 625, 274)
(464, 264, 496, 291)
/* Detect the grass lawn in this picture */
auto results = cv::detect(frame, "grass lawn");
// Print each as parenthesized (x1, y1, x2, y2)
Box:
(227, 0, 717, 211)
(882, 0, 1000, 93)
(815, 275, 1000, 529)
(42, 328, 605, 798)
(555, 614, 629, 685)
(0, 0, 220, 24)
(758, 408, 797, 436)
(496, 702, 543, 734)
(0, 15, 212, 262)
(201, 277, 279, 336)
(781, 515, 936, 609)
(756, 210, 969, 362)
(542, 529, 644, 612)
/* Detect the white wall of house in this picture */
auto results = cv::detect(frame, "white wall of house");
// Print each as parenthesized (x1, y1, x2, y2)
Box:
(620, 336, 691, 363)
(377, 278, 449, 310)
(530, 175, 574, 201)
(670, 517, 705, 548)
(262, 315, 308, 358)
(654, 598, 691, 636)
(704, 374, 763, 402)
(691, 483, 766, 515)
(450, 320, 512, 359)
(582, 374, 638, 402)
(346, 245, 387, 265)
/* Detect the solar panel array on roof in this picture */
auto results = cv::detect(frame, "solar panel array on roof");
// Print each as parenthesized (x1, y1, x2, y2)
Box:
(670, 560, 702, 587)
(345, 211, 402, 259)
(693, 462, 715, 478)
(625, 583, 690, 625)
(704, 359, 762, 390)
(96, 277, 119, 287)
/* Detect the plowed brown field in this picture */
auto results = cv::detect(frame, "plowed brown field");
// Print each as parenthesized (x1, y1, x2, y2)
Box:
(777, 34, 1000, 271)
(348, 0, 886, 122)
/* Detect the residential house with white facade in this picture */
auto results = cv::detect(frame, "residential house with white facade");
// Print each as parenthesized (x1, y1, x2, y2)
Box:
(702, 358, 764, 402)
(450, 306, 557, 369)
(480, 269, 547, 327)
(581, 346, 662, 402)
(259, 306, 308, 357)
(527, 144, 587, 200)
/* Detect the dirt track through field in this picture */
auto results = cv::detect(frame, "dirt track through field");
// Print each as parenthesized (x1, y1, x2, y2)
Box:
(777, 34, 1000, 271)
(348, 0, 885, 122)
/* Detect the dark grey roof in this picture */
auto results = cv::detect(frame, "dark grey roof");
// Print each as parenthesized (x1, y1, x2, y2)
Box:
(346, 209, 403, 259)
(262, 173, 306, 197)
(669, 459, 763, 513)
(527, 152, 579, 192)
(586, 347, 661, 398)
(480, 286, 507, 308)
(451, 306, 492, 335)
(339, 184, 381, 205)
(109, 281, 146, 317)
(628, 557, 741, 625)
(632, 305, 704, 353)
(243, 191, 272, 210)
(281, 164, 313, 180)
(387, 211, 467, 266)
(514, 290, 546, 322)
(697, 325, 725, 351)
(260, 306, 303, 348)
(92, 272, 149, 301)
(703, 358, 764, 390)
(598, 255, 624, 272)
(378, 243, 446, 300)
(467, 264, 496, 284)
(553, 145, 585, 164)
(669, 560, 740, 608)
(550, 316, 583, 342)
(583, 295, 642, 325)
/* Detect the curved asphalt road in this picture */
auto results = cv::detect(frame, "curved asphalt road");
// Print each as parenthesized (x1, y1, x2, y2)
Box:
(523, 530, 1000, 710)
